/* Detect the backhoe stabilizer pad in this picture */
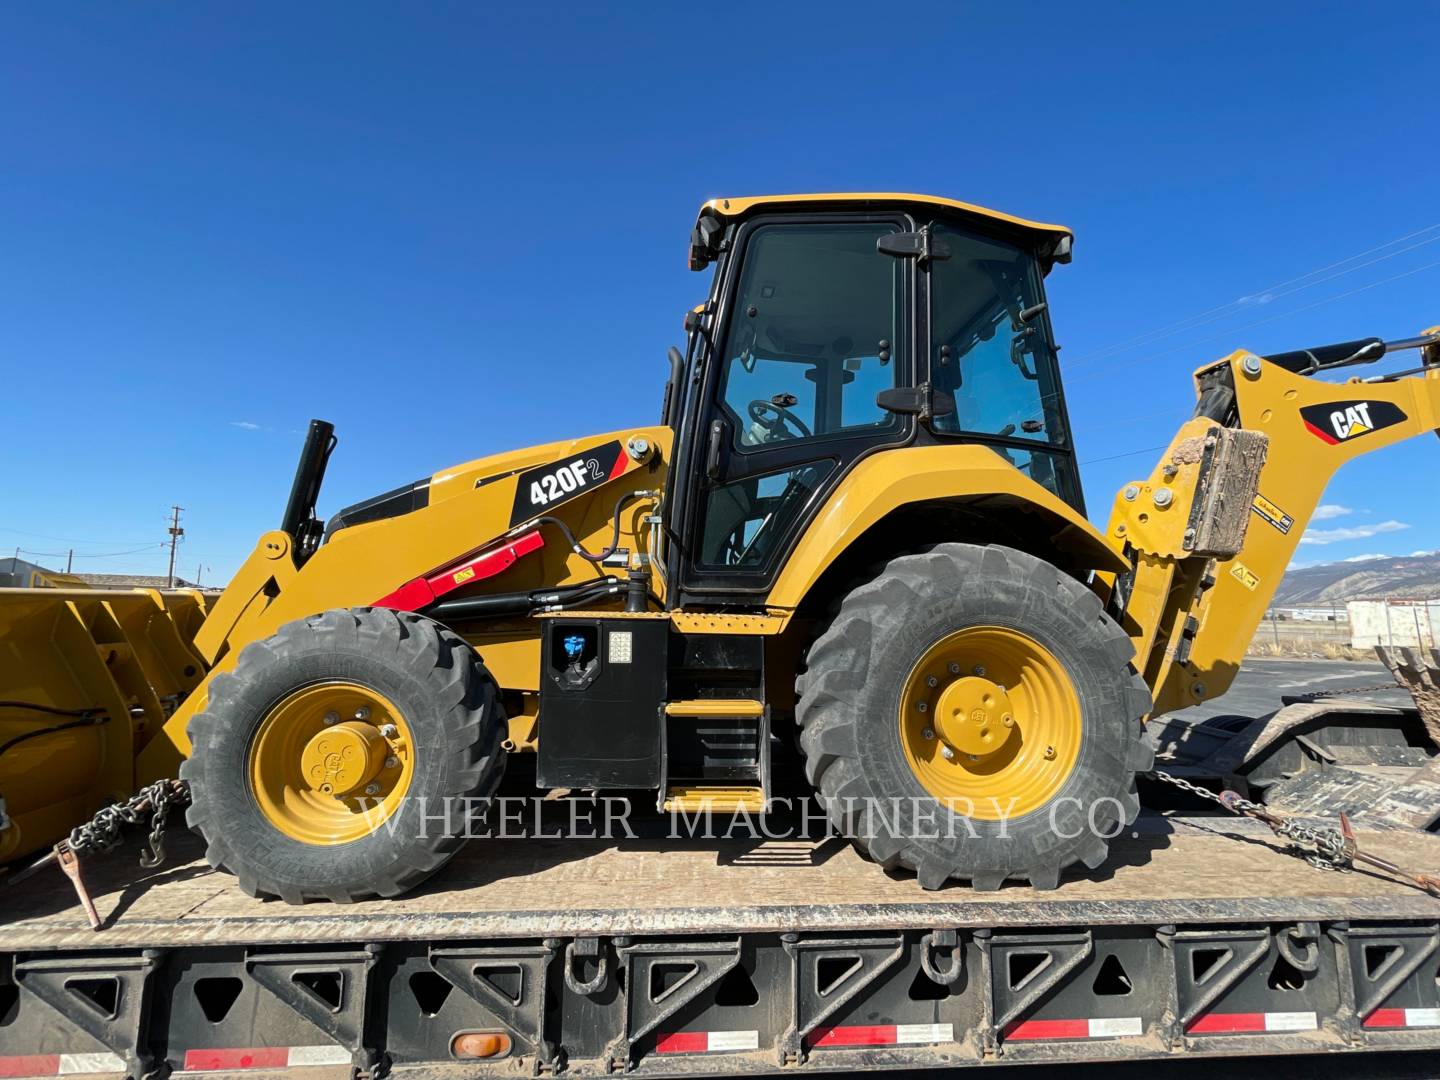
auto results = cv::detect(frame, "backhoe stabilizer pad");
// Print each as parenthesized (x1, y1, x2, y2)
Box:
(1376, 645, 1440, 747)
(1184, 427, 1269, 558)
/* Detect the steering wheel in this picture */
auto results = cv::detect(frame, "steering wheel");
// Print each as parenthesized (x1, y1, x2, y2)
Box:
(747, 398, 812, 440)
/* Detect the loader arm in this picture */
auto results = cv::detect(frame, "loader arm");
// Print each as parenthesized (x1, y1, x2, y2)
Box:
(135, 426, 671, 783)
(1107, 329, 1440, 718)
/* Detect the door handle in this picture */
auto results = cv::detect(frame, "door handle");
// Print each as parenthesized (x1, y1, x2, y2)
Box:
(705, 419, 727, 480)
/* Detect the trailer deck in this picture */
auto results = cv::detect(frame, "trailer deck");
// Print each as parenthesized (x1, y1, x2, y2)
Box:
(2, 815, 1440, 1079)
(3, 815, 1440, 948)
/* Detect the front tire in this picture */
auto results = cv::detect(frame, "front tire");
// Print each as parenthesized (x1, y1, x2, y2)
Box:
(796, 544, 1153, 891)
(181, 607, 505, 903)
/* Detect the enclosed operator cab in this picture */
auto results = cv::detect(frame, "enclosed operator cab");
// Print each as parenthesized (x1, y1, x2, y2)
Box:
(666, 194, 1084, 606)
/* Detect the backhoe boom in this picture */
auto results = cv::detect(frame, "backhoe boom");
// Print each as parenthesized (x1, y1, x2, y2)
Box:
(1107, 329, 1440, 717)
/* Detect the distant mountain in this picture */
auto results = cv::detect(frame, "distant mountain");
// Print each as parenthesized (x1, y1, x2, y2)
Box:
(1273, 552, 1440, 605)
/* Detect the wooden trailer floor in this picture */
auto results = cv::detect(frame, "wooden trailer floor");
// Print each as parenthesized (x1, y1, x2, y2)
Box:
(3, 815, 1439, 950)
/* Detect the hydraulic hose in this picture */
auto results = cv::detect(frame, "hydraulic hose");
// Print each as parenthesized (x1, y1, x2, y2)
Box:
(524, 489, 659, 567)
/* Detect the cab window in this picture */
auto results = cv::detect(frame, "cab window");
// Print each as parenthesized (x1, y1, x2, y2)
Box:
(929, 224, 1066, 446)
(715, 223, 902, 450)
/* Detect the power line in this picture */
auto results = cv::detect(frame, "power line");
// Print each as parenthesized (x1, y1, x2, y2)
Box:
(0, 526, 160, 546)
(1065, 223, 1440, 370)
(1078, 443, 1170, 466)
(13, 543, 167, 560)
(1065, 255, 1440, 388)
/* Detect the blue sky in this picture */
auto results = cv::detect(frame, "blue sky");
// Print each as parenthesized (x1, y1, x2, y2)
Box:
(4, 3, 1439, 584)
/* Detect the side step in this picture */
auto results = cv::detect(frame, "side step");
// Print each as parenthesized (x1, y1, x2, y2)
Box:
(659, 699, 770, 813)
(662, 785, 767, 813)
(665, 699, 766, 718)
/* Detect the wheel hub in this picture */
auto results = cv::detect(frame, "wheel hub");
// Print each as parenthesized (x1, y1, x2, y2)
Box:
(300, 721, 388, 797)
(933, 676, 1016, 758)
(248, 681, 414, 844)
(899, 625, 1082, 819)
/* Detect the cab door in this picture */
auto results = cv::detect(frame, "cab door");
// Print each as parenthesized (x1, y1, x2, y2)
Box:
(677, 213, 917, 598)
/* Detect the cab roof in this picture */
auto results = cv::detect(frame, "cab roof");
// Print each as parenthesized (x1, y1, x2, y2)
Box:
(697, 192, 1073, 252)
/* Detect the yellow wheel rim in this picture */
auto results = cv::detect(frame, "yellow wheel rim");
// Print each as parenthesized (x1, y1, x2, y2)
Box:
(899, 626, 1081, 820)
(248, 681, 415, 844)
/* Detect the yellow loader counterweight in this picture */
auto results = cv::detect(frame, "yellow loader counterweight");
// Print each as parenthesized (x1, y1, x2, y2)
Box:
(2, 193, 1438, 903)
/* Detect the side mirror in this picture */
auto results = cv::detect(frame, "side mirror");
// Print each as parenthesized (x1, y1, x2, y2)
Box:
(689, 214, 725, 271)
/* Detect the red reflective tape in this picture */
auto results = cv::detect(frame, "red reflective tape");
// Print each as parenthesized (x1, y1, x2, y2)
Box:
(1304, 420, 1339, 445)
(0, 1057, 60, 1078)
(808, 1025, 896, 1047)
(1186, 1012, 1264, 1033)
(654, 1032, 708, 1054)
(608, 453, 630, 481)
(182, 1048, 290, 1071)
(1364, 1008, 1408, 1029)
(1004, 1018, 1091, 1040)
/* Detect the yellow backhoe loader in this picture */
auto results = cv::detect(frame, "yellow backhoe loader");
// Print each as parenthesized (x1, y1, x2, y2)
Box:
(3, 192, 1438, 904)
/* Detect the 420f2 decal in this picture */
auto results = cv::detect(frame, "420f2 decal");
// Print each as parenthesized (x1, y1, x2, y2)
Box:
(1300, 399, 1407, 445)
(508, 440, 627, 526)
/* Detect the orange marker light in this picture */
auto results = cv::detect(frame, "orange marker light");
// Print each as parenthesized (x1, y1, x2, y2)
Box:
(451, 1032, 511, 1059)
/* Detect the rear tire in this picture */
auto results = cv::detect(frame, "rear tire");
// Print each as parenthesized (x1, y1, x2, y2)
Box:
(181, 607, 505, 903)
(796, 543, 1153, 891)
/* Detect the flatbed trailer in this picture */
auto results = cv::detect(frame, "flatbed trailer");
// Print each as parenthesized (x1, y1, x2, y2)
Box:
(3, 814, 1440, 1079)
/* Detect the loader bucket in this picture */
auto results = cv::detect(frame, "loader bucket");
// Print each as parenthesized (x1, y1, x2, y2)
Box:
(0, 587, 211, 863)
(1376, 644, 1440, 747)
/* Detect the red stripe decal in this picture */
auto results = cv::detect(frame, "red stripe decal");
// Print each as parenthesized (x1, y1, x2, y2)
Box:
(182, 1048, 290, 1071)
(1186, 1012, 1264, 1033)
(0, 1057, 60, 1078)
(608, 453, 630, 481)
(1004, 1018, 1091, 1040)
(654, 1032, 708, 1054)
(1303, 420, 1339, 444)
(1363, 1008, 1407, 1029)
(808, 1025, 895, 1047)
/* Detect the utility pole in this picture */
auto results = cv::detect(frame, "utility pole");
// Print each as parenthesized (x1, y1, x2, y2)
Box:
(166, 505, 185, 588)
(195, 563, 203, 588)
(66, 549, 74, 573)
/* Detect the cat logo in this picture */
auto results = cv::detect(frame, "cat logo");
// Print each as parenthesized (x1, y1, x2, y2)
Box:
(1300, 399, 1406, 445)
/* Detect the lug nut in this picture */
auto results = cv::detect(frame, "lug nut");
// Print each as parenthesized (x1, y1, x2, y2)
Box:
(941, 745, 956, 760)
(948, 662, 960, 675)
(922, 728, 935, 740)
(323, 711, 339, 725)
(364, 783, 380, 796)
(1153, 487, 1174, 508)
(926, 675, 938, 687)
(355, 706, 371, 721)
(385, 756, 399, 769)
(378, 723, 398, 738)
(916, 701, 928, 713)
(973, 665, 986, 677)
